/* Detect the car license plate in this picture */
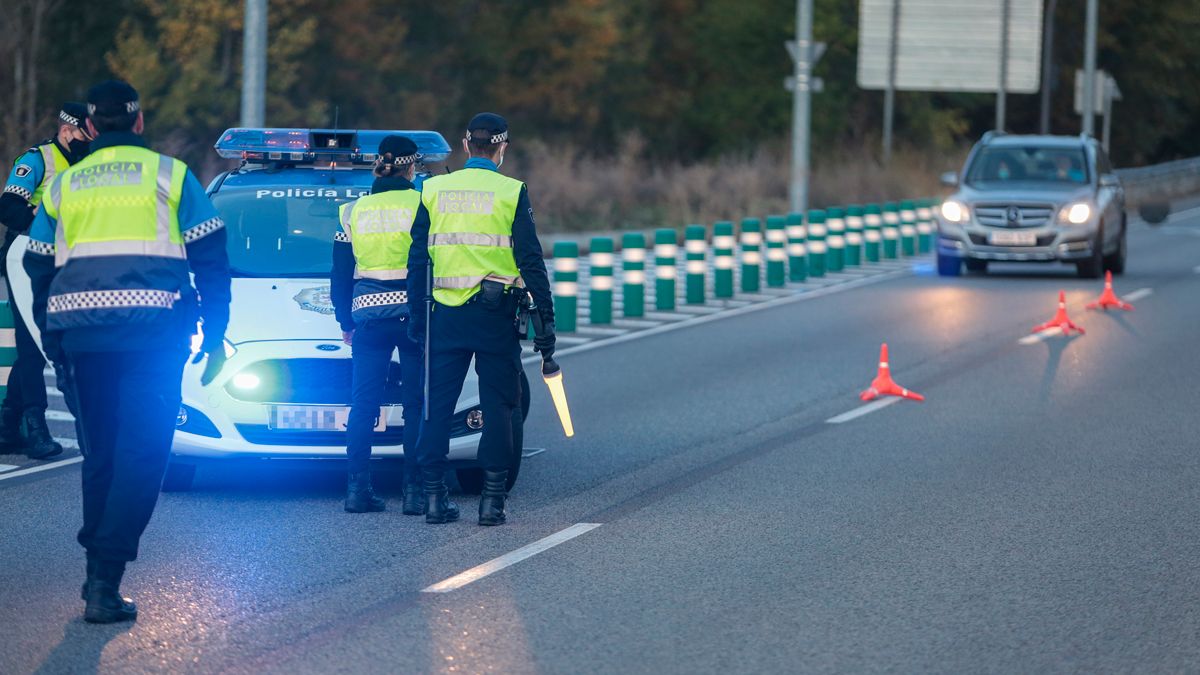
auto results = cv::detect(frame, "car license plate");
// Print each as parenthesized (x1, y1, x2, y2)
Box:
(989, 230, 1037, 246)
(268, 406, 387, 432)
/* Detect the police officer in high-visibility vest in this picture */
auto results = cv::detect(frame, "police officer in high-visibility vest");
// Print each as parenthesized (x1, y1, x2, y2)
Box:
(23, 81, 231, 624)
(408, 113, 555, 526)
(332, 135, 425, 515)
(0, 102, 93, 459)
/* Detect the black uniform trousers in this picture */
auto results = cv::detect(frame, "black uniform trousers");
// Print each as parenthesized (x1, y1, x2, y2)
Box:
(2, 261, 48, 414)
(346, 316, 423, 477)
(70, 348, 186, 562)
(417, 296, 523, 479)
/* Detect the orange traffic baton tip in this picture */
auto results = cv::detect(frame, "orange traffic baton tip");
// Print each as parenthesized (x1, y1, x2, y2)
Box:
(859, 343, 925, 402)
(1032, 290, 1085, 335)
(1085, 271, 1134, 311)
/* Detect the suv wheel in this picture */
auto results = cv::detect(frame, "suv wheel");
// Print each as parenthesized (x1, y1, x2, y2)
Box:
(936, 251, 961, 277)
(1076, 231, 1104, 279)
(1103, 222, 1127, 275)
(964, 258, 988, 274)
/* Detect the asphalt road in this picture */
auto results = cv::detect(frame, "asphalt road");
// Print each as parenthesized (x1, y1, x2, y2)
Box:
(2, 203, 1200, 674)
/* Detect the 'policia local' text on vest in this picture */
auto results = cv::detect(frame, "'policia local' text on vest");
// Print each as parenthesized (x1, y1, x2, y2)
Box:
(421, 168, 523, 307)
(39, 145, 194, 332)
(338, 188, 420, 321)
(27, 142, 70, 208)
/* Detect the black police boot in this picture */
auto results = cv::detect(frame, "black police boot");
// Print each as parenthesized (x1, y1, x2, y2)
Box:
(22, 409, 63, 460)
(0, 403, 24, 451)
(344, 471, 386, 513)
(402, 476, 426, 516)
(424, 476, 460, 524)
(83, 559, 137, 624)
(478, 470, 509, 526)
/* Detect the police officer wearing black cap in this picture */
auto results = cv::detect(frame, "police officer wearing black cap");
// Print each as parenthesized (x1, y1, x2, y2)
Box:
(24, 80, 231, 623)
(408, 113, 555, 525)
(332, 135, 426, 515)
(0, 102, 93, 460)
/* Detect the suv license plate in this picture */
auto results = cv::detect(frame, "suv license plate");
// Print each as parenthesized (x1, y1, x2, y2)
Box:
(989, 230, 1037, 246)
(268, 406, 387, 432)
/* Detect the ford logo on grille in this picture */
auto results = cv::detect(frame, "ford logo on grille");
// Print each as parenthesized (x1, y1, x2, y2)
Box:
(1006, 206, 1021, 224)
(316, 344, 341, 352)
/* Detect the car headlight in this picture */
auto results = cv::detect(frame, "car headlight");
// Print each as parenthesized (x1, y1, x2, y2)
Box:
(1058, 202, 1092, 225)
(231, 372, 261, 390)
(940, 200, 969, 224)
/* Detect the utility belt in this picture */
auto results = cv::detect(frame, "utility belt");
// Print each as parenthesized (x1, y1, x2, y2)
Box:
(466, 279, 519, 309)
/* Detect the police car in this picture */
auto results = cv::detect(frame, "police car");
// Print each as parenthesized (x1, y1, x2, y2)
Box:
(7, 128, 528, 492)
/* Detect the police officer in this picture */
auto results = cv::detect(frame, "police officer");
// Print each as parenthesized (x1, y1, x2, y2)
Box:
(408, 113, 555, 526)
(0, 102, 93, 459)
(332, 135, 425, 515)
(24, 81, 231, 623)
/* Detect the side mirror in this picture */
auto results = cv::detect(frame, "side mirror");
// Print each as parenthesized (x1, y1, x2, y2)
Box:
(1099, 174, 1120, 188)
(939, 171, 959, 188)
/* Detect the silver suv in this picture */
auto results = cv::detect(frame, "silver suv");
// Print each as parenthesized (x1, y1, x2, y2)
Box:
(936, 133, 1126, 278)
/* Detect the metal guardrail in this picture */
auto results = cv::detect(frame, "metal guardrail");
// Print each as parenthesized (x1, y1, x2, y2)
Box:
(1116, 156, 1200, 207)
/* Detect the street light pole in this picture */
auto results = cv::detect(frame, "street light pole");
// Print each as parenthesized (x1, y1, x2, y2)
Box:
(240, 0, 267, 128)
(996, 0, 1010, 131)
(882, 0, 900, 164)
(1039, 0, 1058, 134)
(789, 0, 814, 214)
(1081, 0, 1097, 136)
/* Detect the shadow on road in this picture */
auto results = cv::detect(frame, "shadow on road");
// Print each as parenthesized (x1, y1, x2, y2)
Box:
(33, 619, 131, 675)
(1087, 309, 1140, 338)
(1038, 333, 1082, 403)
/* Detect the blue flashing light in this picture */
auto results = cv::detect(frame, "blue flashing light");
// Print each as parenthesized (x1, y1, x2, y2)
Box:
(214, 128, 452, 165)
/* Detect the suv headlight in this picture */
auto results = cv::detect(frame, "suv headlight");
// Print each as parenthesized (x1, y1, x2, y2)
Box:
(940, 200, 969, 224)
(1057, 202, 1092, 225)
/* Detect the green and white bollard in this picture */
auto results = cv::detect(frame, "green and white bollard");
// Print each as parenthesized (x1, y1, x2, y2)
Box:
(863, 204, 883, 262)
(740, 218, 762, 292)
(806, 209, 826, 278)
(825, 207, 846, 272)
(765, 216, 787, 287)
(655, 228, 677, 311)
(621, 232, 646, 318)
(589, 236, 614, 325)
(685, 225, 707, 304)
(844, 204, 864, 267)
(899, 200, 918, 257)
(915, 199, 934, 253)
(713, 221, 736, 298)
(0, 301, 16, 400)
(882, 201, 901, 259)
(552, 241, 578, 332)
(786, 212, 808, 282)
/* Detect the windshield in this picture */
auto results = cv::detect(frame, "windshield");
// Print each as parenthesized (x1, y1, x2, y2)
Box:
(211, 185, 369, 277)
(965, 146, 1090, 186)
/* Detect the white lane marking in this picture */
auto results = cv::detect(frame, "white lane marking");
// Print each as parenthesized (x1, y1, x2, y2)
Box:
(422, 523, 602, 593)
(521, 448, 548, 458)
(825, 397, 900, 424)
(0, 464, 19, 473)
(1194, 265, 1200, 274)
(1019, 327, 1064, 345)
(572, 326, 629, 337)
(1123, 288, 1153, 302)
(0, 456, 82, 482)
(45, 410, 75, 422)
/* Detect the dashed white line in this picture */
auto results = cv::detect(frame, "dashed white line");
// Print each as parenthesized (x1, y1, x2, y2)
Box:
(1194, 265, 1200, 274)
(1123, 288, 1153, 302)
(0, 464, 19, 473)
(0, 456, 82, 482)
(825, 397, 900, 424)
(422, 523, 602, 593)
(521, 448, 548, 458)
(1019, 327, 1064, 345)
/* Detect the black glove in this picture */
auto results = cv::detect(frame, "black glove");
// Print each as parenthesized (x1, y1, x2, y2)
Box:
(533, 318, 556, 359)
(192, 349, 227, 387)
(407, 318, 426, 347)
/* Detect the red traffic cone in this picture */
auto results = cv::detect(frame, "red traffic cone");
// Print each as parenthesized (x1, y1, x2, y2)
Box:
(859, 343, 924, 402)
(1085, 271, 1134, 311)
(1032, 290, 1085, 335)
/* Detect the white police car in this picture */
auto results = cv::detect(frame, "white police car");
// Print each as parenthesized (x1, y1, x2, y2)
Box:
(7, 128, 528, 492)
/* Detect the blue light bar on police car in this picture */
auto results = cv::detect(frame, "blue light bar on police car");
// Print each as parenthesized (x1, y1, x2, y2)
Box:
(214, 128, 452, 164)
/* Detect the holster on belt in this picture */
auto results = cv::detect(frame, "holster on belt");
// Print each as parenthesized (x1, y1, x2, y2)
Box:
(515, 291, 532, 338)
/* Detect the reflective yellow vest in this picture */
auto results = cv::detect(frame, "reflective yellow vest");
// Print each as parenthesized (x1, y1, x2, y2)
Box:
(339, 189, 420, 280)
(421, 168, 523, 306)
(29, 142, 71, 208)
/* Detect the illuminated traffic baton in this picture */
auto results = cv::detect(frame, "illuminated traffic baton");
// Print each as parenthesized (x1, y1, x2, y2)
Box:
(864, 203, 883, 263)
(655, 228, 677, 311)
(685, 225, 707, 304)
(589, 236, 613, 325)
(621, 232, 646, 318)
(825, 207, 846, 272)
(740, 218, 762, 292)
(844, 204, 864, 267)
(806, 209, 826, 278)
(713, 221, 735, 298)
(552, 241, 578, 333)
(899, 200, 918, 257)
(915, 199, 934, 253)
(786, 212, 808, 282)
(882, 201, 901, 259)
(529, 309, 574, 438)
(765, 216, 787, 287)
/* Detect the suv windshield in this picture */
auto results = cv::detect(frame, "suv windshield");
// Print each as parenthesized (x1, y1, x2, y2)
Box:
(965, 146, 1089, 186)
(212, 186, 368, 277)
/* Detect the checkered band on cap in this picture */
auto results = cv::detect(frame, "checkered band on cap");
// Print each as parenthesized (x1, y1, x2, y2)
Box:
(59, 111, 82, 127)
(379, 153, 419, 167)
(466, 130, 508, 145)
(87, 100, 139, 116)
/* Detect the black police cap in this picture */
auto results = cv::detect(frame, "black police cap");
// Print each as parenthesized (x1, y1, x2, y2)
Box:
(378, 135, 420, 164)
(86, 80, 140, 118)
(58, 102, 88, 129)
(466, 112, 509, 144)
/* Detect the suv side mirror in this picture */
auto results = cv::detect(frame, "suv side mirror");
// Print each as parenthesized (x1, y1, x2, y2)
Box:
(939, 171, 959, 188)
(1099, 174, 1120, 188)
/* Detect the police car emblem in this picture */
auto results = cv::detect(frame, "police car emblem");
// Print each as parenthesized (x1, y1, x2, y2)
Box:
(293, 286, 335, 314)
(14, 164, 31, 178)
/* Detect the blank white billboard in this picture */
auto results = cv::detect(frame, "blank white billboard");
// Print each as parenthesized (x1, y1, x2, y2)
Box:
(858, 0, 1043, 93)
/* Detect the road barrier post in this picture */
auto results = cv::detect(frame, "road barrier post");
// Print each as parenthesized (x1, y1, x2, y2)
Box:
(0, 302, 15, 400)
(899, 200, 918, 256)
(915, 199, 934, 253)
(844, 204, 864, 267)
(765, 216, 787, 287)
(882, 201, 901, 259)
(552, 241, 578, 332)
(786, 212, 808, 282)
(864, 204, 883, 262)
(621, 232, 646, 318)
(825, 207, 846, 272)
(685, 225, 707, 303)
(589, 236, 614, 324)
(655, 228, 677, 311)
(714, 221, 735, 298)
(807, 209, 826, 277)
(740, 218, 762, 292)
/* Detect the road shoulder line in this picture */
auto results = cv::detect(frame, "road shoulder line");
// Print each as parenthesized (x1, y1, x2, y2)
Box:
(825, 398, 900, 424)
(0, 456, 82, 482)
(422, 523, 602, 593)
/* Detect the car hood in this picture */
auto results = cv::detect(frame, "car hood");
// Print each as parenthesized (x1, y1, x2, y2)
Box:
(227, 278, 344, 344)
(955, 183, 1095, 205)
